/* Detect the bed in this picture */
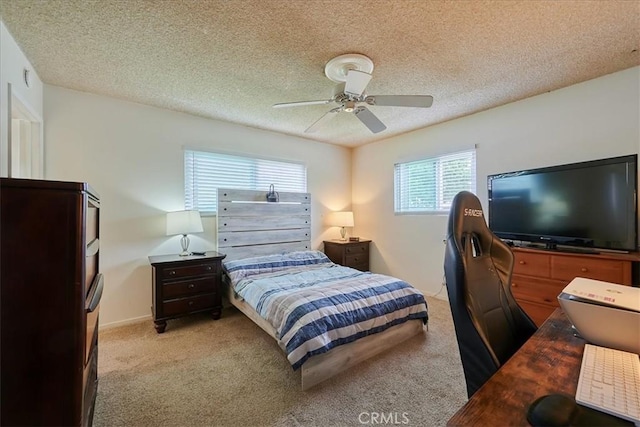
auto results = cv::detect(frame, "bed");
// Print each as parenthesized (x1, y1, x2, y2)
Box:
(217, 188, 428, 390)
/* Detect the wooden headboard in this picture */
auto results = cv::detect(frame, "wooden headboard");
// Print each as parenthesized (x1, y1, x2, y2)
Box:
(216, 188, 311, 260)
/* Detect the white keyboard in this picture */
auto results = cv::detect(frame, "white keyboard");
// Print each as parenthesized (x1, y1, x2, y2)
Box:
(576, 343, 640, 424)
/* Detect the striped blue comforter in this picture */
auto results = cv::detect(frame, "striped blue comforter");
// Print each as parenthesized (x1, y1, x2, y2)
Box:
(224, 251, 428, 370)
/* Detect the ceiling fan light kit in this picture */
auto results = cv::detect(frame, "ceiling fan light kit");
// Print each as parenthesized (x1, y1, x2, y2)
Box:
(273, 53, 434, 134)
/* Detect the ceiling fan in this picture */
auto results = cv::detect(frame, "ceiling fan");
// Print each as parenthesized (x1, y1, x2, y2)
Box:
(273, 54, 434, 134)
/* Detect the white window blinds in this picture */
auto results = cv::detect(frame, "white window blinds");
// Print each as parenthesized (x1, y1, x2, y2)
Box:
(184, 150, 307, 214)
(394, 149, 476, 214)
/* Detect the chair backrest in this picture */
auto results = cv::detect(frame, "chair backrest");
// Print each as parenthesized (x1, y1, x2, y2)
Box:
(444, 191, 537, 398)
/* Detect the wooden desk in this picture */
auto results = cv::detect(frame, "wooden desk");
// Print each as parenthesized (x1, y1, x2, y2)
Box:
(447, 308, 585, 426)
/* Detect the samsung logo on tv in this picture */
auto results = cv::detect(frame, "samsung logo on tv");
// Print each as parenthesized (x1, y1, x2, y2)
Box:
(464, 208, 483, 217)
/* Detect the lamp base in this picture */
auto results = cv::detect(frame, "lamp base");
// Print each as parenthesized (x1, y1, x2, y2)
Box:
(339, 226, 348, 241)
(179, 234, 191, 256)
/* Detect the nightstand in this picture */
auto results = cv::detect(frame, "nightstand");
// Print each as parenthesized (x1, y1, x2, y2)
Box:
(323, 240, 371, 271)
(148, 251, 226, 333)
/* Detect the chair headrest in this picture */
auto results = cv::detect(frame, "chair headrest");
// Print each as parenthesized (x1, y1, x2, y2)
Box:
(447, 191, 490, 240)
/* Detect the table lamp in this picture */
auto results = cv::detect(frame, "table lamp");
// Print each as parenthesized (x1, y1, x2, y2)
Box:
(166, 210, 204, 256)
(326, 211, 354, 241)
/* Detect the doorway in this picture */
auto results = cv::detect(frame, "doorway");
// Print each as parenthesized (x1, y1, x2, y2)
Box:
(9, 84, 43, 179)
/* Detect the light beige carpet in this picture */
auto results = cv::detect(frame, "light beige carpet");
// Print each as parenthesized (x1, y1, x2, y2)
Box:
(94, 296, 467, 427)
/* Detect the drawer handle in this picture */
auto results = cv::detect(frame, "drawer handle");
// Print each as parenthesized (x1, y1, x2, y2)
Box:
(168, 270, 176, 276)
(581, 267, 588, 272)
(86, 274, 104, 313)
(354, 257, 359, 262)
(360, 247, 365, 252)
(188, 283, 195, 289)
(511, 282, 518, 287)
(519, 261, 526, 265)
(86, 238, 100, 257)
(206, 266, 212, 271)
(188, 301, 194, 306)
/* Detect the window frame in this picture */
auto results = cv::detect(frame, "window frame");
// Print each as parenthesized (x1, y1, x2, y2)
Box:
(184, 149, 308, 215)
(394, 149, 477, 215)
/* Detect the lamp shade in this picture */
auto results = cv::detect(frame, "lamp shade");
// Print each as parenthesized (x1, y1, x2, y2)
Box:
(166, 210, 203, 236)
(326, 211, 354, 227)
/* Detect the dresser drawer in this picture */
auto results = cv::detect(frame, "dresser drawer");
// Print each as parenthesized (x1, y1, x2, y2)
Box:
(160, 263, 218, 279)
(85, 301, 99, 365)
(513, 252, 550, 277)
(162, 293, 218, 317)
(85, 251, 98, 291)
(511, 275, 563, 307)
(82, 341, 98, 427)
(86, 204, 98, 246)
(551, 257, 625, 283)
(162, 276, 216, 300)
(516, 299, 555, 327)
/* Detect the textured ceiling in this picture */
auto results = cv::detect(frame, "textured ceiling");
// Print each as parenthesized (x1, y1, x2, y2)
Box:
(1, 0, 639, 148)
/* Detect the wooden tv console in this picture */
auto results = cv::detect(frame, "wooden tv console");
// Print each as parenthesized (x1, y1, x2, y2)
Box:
(510, 247, 640, 326)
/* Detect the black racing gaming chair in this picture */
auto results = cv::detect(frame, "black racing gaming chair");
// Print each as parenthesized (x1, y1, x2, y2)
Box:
(444, 191, 537, 398)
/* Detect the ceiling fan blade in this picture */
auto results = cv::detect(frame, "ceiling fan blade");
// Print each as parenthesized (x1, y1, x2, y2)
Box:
(305, 108, 341, 133)
(273, 99, 333, 108)
(354, 106, 386, 133)
(365, 95, 434, 108)
(344, 70, 372, 97)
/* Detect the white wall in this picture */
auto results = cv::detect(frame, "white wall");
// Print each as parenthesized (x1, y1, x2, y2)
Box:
(0, 20, 44, 176)
(352, 67, 640, 298)
(44, 86, 352, 326)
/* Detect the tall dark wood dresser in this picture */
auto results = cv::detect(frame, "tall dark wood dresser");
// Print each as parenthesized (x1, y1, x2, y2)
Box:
(1, 178, 102, 426)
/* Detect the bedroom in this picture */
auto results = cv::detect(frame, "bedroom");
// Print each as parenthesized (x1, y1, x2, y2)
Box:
(1, 1, 639, 426)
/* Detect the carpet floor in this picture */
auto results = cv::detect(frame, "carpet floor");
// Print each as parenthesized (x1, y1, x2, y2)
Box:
(94, 296, 467, 427)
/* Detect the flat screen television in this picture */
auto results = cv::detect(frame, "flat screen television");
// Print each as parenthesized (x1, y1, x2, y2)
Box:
(488, 154, 638, 253)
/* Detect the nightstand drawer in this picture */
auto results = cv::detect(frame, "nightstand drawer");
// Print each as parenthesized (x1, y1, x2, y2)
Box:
(160, 263, 218, 279)
(345, 244, 369, 255)
(162, 277, 215, 300)
(349, 262, 369, 272)
(346, 254, 367, 266)
(162, 293, 218, 317)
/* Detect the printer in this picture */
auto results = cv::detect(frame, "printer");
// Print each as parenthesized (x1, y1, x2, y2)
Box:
(558, 277, 640, 354)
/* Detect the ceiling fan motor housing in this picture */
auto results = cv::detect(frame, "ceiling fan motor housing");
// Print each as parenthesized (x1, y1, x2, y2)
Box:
(324, 54, 375, 83)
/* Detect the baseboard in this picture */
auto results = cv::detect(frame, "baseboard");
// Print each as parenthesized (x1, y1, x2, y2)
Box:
(99, 314, 151, 330)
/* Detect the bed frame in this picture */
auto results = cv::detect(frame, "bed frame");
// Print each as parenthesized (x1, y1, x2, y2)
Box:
(217, 188, 425, 390)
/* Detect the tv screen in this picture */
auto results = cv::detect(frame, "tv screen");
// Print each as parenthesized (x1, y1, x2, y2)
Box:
(488, 155, 638, 252)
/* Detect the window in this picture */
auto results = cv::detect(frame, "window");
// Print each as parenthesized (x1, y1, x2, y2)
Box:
(184, 150, 307, 214)
(394, 149, 476, 214)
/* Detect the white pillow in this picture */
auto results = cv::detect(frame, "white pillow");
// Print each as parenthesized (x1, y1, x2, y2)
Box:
(223, 250, 331, 283)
